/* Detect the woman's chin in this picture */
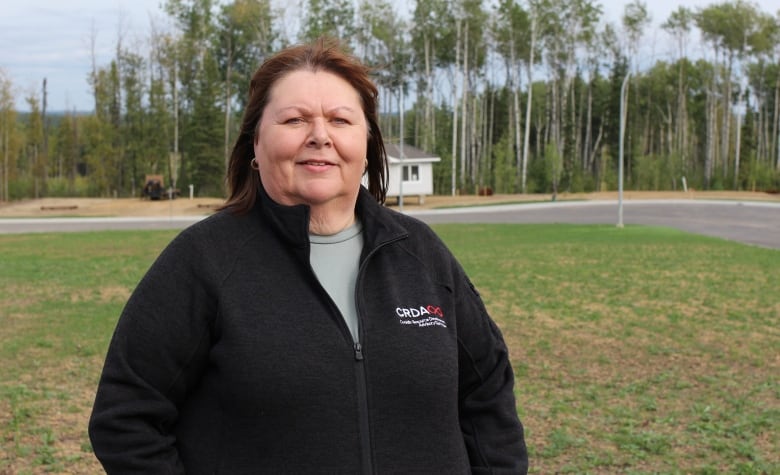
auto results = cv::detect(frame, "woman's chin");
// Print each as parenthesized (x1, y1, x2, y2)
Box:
(294, 189, 349, 208)
(293, 183, 357, 207)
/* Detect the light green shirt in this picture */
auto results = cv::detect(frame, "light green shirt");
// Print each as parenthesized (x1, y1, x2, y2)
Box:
(309, 221, 363, 342)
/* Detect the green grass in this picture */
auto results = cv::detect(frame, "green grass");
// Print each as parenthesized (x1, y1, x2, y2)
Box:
(0, 225, 778, 473)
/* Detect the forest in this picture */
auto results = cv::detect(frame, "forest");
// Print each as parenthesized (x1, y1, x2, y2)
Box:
(0, 0, 779, 200)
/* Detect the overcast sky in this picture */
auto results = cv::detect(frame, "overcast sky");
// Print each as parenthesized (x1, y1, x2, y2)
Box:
(1, 0, 777, 112)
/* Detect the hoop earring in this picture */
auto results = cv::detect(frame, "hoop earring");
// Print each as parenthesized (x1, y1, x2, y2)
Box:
(251, 157, 259, 170)
(363, 158, 368, 174)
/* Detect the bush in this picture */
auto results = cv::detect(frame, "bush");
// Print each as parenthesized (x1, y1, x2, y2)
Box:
(633, 154, 678, 191)
(740, 156, 780, 192)
(9, 178, 33, 200)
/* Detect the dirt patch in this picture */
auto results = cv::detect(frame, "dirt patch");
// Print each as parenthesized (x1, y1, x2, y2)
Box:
(0, 191, 776, 218)
(0, 197, 225, 218)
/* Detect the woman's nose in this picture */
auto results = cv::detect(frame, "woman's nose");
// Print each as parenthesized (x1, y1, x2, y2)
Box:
(307, 119, 331, 147)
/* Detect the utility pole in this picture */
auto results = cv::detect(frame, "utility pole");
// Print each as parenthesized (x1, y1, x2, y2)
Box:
(399, 91, 405, 212)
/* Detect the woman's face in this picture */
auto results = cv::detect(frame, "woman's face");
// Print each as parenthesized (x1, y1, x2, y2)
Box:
(254, 69, 368, 211)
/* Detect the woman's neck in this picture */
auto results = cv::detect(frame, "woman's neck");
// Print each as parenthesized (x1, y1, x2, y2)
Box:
(308, 205, 356, 236)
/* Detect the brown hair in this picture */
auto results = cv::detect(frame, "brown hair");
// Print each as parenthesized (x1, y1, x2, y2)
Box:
(221, 37, 388, 214)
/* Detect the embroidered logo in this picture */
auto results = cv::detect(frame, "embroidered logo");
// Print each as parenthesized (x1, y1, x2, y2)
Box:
(396, 305, 447, 328)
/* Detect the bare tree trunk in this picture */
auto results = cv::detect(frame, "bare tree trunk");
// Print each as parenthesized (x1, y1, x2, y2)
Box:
(757, 91, 765, 164)
(507, 80, 514, 192)
(544, 86, 551, 150)
(423, 35, 433, 152)
(721, 55, 733, 179)
(705, 88, 715, 187)
(509, 34, 521, 192)
(773, 75, 780, 169)
(41, 78, 47, 199)
(172, 60, 180, 194)
(460, 24, 469, 191)
(734, 110, 741, 189)
(666, 103, 673, 157)
(470, 93, 480, 185)
(450, 21, 461, 196)
(224, 54, 233, 176)
(583, 81, 593, 172)
(521, 15, 536, 194)
(2, 122, 7, 202)
(574, 77, 583, 174)
(430, 43, 436, 152)
(589, 120, 604, 178)
(676, 55, 686, 172)
(485, 88, 494, 189)
(512, 67, 521, 192)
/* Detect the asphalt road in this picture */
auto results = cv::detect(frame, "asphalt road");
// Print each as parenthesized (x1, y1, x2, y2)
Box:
(1, 199, 778, 250)
(409, 199, 780, 250)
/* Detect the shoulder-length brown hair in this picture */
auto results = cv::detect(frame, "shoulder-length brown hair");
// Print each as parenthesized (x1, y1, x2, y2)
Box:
(222, 37, 388, 214)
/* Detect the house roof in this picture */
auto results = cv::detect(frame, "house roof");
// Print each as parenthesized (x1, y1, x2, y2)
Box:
(384, 142, 441, 163)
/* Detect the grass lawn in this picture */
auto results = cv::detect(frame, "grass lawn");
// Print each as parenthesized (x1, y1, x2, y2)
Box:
(0, 225, 777, 473)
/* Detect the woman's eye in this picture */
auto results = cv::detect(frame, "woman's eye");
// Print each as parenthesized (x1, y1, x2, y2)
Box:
(285, 117, 304, 124)
(332, 117, 349, 125)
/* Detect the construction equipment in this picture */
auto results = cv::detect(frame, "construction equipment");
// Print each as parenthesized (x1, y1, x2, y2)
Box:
(142, 174, 178, 200)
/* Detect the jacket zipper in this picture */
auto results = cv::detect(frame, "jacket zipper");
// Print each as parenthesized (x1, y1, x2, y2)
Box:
(353, 235, 406, 475)
(306, 264, 373, 474)
(353, 342, 372, 475)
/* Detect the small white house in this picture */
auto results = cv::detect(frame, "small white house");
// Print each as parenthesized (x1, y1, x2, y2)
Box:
(383, 142, 441, 204)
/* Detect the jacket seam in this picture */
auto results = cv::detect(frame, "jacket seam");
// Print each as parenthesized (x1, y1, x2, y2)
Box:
(162, 221, 259, 399)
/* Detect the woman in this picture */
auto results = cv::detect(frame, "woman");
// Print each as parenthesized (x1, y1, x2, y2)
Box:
(89, 37, 528, 474)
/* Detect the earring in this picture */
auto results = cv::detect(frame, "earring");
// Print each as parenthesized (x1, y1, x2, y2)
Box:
(363, 158, 368, 173)
(251, 157, 259, 170)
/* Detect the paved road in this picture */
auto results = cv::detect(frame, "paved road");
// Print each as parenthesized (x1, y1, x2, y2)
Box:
(409, 199, 780, 250)
(1, 200, 778, 249)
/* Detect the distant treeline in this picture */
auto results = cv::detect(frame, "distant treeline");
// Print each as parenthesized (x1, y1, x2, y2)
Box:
(1, 0, 779, 201)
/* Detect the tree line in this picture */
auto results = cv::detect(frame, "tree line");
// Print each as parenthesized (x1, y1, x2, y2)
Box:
(1, 0, 779, 201)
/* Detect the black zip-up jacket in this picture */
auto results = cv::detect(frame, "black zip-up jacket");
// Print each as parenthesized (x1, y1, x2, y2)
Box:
(89, 185, 528, 474)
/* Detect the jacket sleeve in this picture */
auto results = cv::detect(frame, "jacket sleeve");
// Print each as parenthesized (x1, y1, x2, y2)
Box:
(88, 230, 217, 473)
(456, 272, 529, 474)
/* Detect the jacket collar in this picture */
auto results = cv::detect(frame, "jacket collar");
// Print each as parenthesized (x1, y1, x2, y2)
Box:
(253, 183, 408, 252)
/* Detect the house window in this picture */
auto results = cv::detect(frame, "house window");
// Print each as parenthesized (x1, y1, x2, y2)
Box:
(402, 165, 419, 182)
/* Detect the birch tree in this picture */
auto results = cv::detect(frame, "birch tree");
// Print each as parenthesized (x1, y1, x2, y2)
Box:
(622, 0, 651, 183)
(411, 0, 451, 153)
(493, 0, 531, 191)
(356, 0, 411, 140)
(697, 1, 761, 184)
(0, 70, 19, 201)
(662, 6, 694, 173)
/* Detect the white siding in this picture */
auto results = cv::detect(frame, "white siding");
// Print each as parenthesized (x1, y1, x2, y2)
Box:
(386, 162, 435, 197)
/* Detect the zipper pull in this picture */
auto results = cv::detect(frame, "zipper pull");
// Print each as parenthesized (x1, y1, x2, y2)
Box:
(354, 342, 364, 361)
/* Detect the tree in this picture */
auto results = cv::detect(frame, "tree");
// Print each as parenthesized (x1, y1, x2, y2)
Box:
(0, 69, 20, 201)
(662, 6, 694, 174)
(215, 0, 275, 173)
(356, 0, 412, 141)
(301, 0, 356, 42)
(537, 0, 602, 197)
(696, 0, 764, 186)
(452, 0, 489, 192)
(163, 0, 223, 195)
(120, 48, 148, 195)
(621, 0, 651, 186)
(52, 111, 81, 194)
(24, 94, 45, 198)
(492, 0, 532, 192)
(411, 0, 453, 154)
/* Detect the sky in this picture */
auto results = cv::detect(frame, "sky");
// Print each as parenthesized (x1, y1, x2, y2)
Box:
(1, 0, 777, 113)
